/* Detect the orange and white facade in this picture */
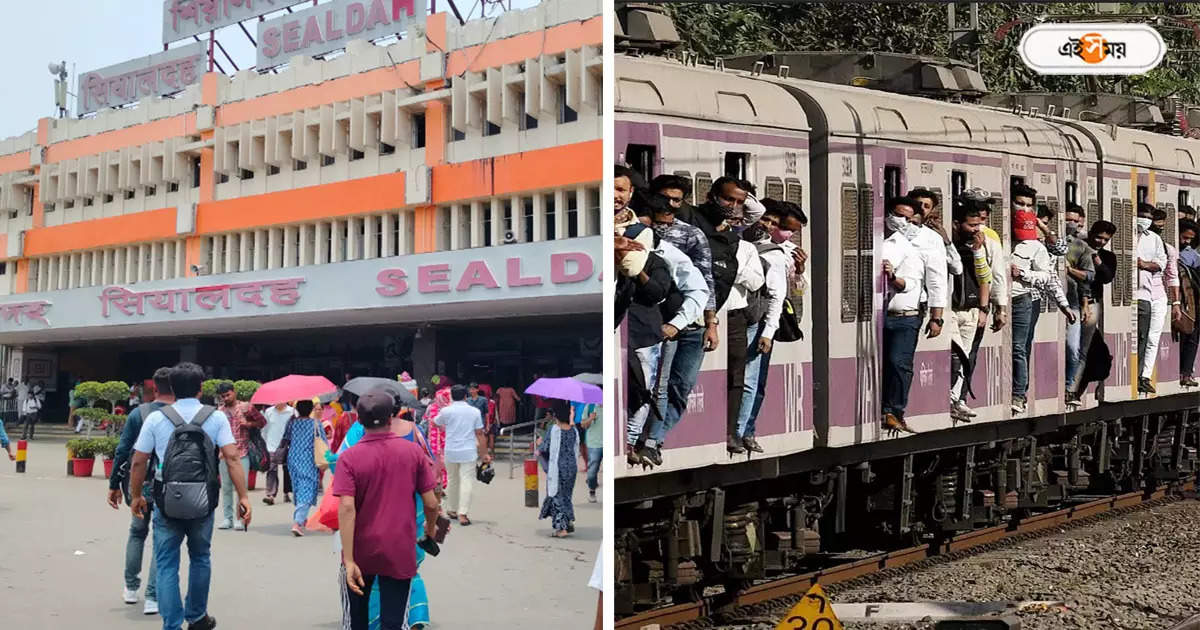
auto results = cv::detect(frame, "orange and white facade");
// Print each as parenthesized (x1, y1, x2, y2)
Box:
(0, 0, 601, 387)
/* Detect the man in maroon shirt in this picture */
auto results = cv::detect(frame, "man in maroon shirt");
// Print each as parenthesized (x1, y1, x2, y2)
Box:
(335, 388, 440, 629)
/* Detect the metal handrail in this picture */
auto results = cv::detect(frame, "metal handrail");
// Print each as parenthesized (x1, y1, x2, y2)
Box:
(498, 418, 546, 478)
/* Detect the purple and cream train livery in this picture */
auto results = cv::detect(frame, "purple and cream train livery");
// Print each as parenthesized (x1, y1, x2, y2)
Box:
(614, 51, 1200, 614)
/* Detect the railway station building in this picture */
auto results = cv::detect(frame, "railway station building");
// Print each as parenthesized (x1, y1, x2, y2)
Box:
(0, 0, 602, 418)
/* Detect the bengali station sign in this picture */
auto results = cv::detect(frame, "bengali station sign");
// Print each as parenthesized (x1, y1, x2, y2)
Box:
(163, 0, 312, 45)
(77, 42, 207, 116)
(256, 0, 426, 69)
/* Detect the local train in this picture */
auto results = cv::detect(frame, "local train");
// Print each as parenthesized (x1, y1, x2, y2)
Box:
(613, 49, 1200, 614)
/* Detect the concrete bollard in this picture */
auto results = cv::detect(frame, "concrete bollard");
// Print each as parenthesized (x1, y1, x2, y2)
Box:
(67, 446, 73, 476)
(15, 439, 25, 473)
(524, 457, 538, 507)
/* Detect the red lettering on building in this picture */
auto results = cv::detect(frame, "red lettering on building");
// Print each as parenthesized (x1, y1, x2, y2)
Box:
(375, 269, 409, 297)
(418, 264, 452, 293)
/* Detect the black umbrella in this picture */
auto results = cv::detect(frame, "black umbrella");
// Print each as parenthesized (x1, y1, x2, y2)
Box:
(572, 372, 603, 386)
(342, 377, 421, 408)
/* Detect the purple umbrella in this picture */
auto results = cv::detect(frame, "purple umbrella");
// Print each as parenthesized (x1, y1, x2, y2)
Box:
(524, 377, 603, 405)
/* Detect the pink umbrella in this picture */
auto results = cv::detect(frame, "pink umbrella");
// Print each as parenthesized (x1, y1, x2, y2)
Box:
(250, 375, 337, 405)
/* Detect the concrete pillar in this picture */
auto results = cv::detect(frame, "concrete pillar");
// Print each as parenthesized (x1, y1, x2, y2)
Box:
(268, 228, 280, 270)
(449, 204, 462, 250)
(396, 212, 409, 256)
(411, 328, 437, 389)
(316, 222, 329, 264)
(345, 218, 359, 261)
(139, 244, 150, 282)
(175, 240, 186, 278)
(101, 250, 112, 286)
(299, 223, 312, 266)
(254, 230, 267, 270)
(470, 201, 484, 248)
(553, 189, 567, 240)
(239, 231, 251, 272)
(490, 197, 503, 245)
(382, 213, 395, 257)
(283, 226, 296, 268)
(532, 193, 546, 242)
(224, 234, 236, 273)
(210, 237, 223, 275)
(67, 253, 78, 289)
(576, 186, 590, 236)
(91, 251, 101, 286)
(60, 254, 70, 289)
(513, 195, 527, 243)
(332, 220, 345, 263)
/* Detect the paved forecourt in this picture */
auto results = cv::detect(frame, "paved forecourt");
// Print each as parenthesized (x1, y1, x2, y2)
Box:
(0, 436, 600, 628)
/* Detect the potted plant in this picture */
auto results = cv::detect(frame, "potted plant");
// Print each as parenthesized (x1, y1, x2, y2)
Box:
(74, 407, 108, 438)
(234, 380, 261, 402)
(68, 437, 97, 477)
(97, 436, 119, 478)
(100, 380, 130, 412)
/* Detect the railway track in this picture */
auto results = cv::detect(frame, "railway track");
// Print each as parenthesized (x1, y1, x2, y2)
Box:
(617, 480, 1196, 630)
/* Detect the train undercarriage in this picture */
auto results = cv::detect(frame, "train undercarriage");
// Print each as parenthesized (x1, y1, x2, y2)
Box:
(614, 408, 1200, 616)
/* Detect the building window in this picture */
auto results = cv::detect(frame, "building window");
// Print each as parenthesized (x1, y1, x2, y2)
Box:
(268, 165, 280, 176)
(218, 174, 229, 184)
(168, 182, 179, 192)
(484, 121, 501, 136)
(192, 157, 201, 188)
(413, 114, 426, 148)
(451, 127, 466, 142)
(295, 160, 307, 171)
(380, 142, 395, 155)
(558, 84, 577, 124)
(240, 169, 254, 180)
(350, 149, 364, 161)
(321, 155, 335, 167)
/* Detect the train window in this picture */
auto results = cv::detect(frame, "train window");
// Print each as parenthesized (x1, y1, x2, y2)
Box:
(1137, 185, 1149, 205)
(672, 171, 693, 203)
(857, 185, 875, 320)
(1010, 175, 1025, 191)
(785, 178, 803, 205)
(724, 152, 750, 181)
(626, 144, 656, 180)
(1065, 182, 1078, 205)
(883, 165, 902, 201)
(839, 185, 859, 323)
(764, 177, 784, 200)
(951, 171, 967, 201)
(1180, 190, 1189, 212)
(695, 172, 713, 205)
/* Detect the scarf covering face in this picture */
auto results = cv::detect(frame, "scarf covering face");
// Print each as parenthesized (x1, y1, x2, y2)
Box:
(1013, 210, 1039, 241)
(651, 221, 673, 239)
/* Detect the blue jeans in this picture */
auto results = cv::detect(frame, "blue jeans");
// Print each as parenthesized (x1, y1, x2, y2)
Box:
(1011, 295, 1041, 400)
(153, 508, 215, 630)
(882, 314, 921, 418)
(219, 456, 249, 525)
(1065, 307, 1082, 390)
(649, 327, 705, 445)
(586, 446, 602, 491)
(737, 322, 765, 438)
(126, 511, 157, 599)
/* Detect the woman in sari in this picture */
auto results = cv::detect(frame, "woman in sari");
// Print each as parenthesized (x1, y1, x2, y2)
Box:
(331, 406, 433, 630)
(283, 398, 328, 537)
(422, 386, 451, 491)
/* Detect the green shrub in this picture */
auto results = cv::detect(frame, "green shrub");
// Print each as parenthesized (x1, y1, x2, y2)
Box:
(70, 438, 97, 459)
(100, 381, 130, 407)
(74, 382, 104, 406)
(96, 436, 119, 459)
(201, 379, 231, 400)
(234, 380, 261, 402)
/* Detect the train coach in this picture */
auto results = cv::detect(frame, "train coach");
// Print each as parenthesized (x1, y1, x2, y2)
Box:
(613, 50, 1200, 613)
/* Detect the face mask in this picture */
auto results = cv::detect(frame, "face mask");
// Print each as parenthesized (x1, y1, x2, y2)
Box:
(1136, 217, 1152, 233)
(651, 222, 672, 239)
(885, 213, 909, 234)
(1065, 220, 1079, 236)
(742, 223, 769, 242)
(903, 223, 923, 241)
(770, 228, 794, 244)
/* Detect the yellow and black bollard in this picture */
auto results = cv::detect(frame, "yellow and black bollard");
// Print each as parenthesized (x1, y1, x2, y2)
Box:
(524, 457, 538, 507)
(15, 439, 26, 473)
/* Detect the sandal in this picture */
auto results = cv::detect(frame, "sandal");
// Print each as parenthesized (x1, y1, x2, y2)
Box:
(554, 530, 570, 538)
(447, 511, 458, 519)
(459, 515, 471, 526)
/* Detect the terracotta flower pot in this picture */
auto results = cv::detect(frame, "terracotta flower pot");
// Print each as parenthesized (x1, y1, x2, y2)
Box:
(72, 458, 95, 477)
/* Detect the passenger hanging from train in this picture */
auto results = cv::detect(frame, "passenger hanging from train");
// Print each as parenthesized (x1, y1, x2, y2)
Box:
(614, 166, 708, 467)
(962, 188, 1008, 336)
(1009, 184, 1075, 415)
(881, 196, 938, 435)
(1135, 202, 1170, 395)
(1036, 203, 1069, 257)
(643, 180, 718, 340)
(905, 189, 955, 340)
(736, 180, 767, 232)
(734, 201, 795, 453)
(1182, 205, 1198, 223)
(1151, 209, 1184, 330)
(1069, 220, 1118, 403)
(1063, 203, 1096, 401)
(721, 212, 766, 456)
(1175, 219, 1200, 387)
(947, 198, 991, 421)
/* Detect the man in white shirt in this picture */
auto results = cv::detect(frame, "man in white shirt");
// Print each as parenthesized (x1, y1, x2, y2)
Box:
(1135, 202, 1170, 394)
(881, 196, 937, 434)
(734, 202, 794, 452)
(18, 387, 41, 440)
(907, 189, 960, 329)
(127, 362, 250, 630)
(723, 231, 765, 454)
(262, 402, 295, 505)
(433, 384, 490, 525)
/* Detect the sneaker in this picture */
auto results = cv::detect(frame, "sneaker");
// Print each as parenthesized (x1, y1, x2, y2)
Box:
(588, 490, 597, 503)
(638, 445, 662, 467)
(144, 599, 158, 615)
(742, 436, 764, 453)
(1010, 398, 1027, 414)
(233, 522, 245, 531)
(951, 400, 977, 418)
(291, 524, 305, 537)
(187, 615, 217, 630)
(1183, 376, 1199, 387)
(1138, 378, 1156, 394)
(217, 519, 234, 530)
(123, 587, 138, 604)
(263, 496, 274, 505)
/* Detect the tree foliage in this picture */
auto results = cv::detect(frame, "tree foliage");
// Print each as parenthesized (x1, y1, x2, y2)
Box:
(664, 2, 1200, 102)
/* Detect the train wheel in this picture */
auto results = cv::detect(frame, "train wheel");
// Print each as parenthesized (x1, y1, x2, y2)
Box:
(671, 584, 702, 605)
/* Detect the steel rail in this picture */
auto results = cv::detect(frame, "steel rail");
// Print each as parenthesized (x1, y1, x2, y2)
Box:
(616, 481, 1193, 630)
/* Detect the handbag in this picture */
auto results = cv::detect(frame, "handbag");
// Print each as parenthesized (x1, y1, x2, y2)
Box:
(312, 421, 330, 471)
(247, 428, 270, 472)
(774, 297, 803, 342)
(307, 483, 339, 532)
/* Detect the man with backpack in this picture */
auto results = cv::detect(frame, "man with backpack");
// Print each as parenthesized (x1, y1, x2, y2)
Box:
(128, 362, 252, 630)
(107, 367, 176, 616)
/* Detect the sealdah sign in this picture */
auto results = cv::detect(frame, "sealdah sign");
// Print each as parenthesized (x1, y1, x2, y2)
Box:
(257, 0, 425, 68)
(1019, 23, 1165, 75)
(375, 253, 595, 296)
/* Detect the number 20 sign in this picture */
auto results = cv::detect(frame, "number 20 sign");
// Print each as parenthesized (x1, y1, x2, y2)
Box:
(775, 584, 844, 630)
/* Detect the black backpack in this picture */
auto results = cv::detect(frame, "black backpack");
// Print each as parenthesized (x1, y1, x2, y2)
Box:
(151, 405, 221, 520)
(118, 402, 159, 505)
